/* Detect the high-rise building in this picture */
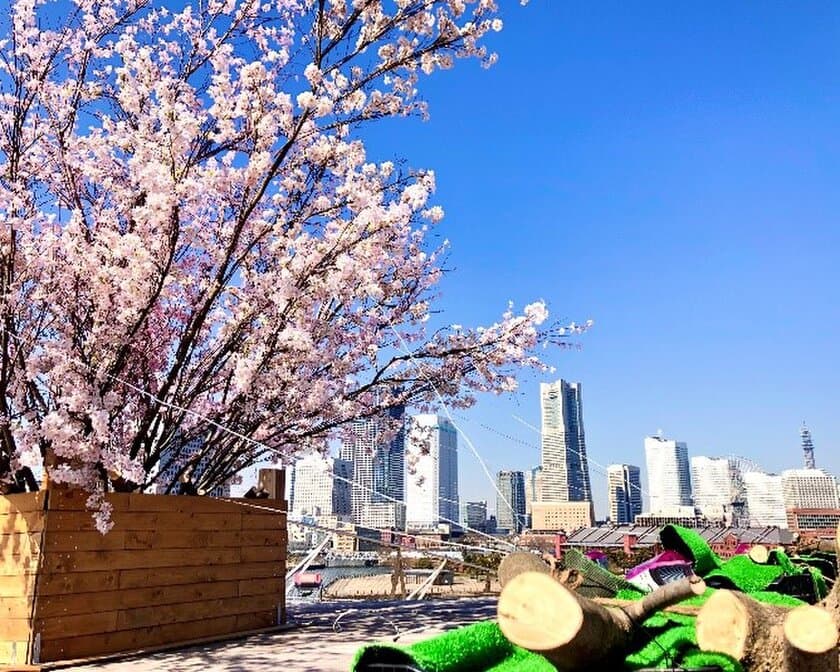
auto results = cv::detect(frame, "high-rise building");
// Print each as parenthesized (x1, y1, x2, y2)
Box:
(539, 380, 591, 502)
(781, 469, 839, 509)
(464, 501, 488, 533)
(404, 414, 459, 530)
(801, 423, 816, 470)
(607, 464, 642, 524)
(690, 457, 736, 513)
(290, 453, 352, 517)
(496, 470, 527, 533)
(339, 405, 405, 528)
(743, 472, 787, 528)
(644, 435, 692, 512)
(156, 434, 230, 497)
(525, 465, 543, 517)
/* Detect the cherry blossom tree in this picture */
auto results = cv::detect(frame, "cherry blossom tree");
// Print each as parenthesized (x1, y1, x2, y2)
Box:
(0, 0, 584, 517)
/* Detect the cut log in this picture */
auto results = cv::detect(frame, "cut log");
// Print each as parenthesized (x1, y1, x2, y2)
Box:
(819, 522, 840, 624)
(783, 605, 839, 672)
(696, 590, 789, 672)
(497, 551, 551, 588)
(497, 571, 705, 671)
(748, 544, 769, 564)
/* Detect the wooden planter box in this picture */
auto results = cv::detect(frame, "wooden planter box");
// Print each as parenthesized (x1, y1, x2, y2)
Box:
(0, 487, 287, 666)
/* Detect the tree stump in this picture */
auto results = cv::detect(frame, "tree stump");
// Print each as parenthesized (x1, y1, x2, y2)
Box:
(783, 605, 839, 672)
(498, 571, 705, 671)
(497, 551, 551, 588)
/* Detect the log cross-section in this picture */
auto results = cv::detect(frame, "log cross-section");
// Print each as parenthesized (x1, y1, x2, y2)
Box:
(497, 571, 706, 671)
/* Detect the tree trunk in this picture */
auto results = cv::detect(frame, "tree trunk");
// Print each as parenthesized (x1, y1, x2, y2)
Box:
(783, 605, 839, 672)
(497, 571, 705, 671)
(497, 551, 551, 588)
(696, 589, 789, 672)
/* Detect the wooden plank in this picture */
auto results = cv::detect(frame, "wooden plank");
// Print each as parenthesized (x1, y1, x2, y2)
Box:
(240, 513, 286, 530)
(235, 610, 277, 631)
(0, 596, 33, 620)
(0, 640, 32, 666)
(45, 511, 244, 533)
(0, 534, 42, 561)
(36, 570, 120, 597)
(0, 619, 35, 641)
(0, 513, 44, 533)
(35, 580, 240, 618)
(126, 494, 250, 514)
(0, 575, 36, 598)
(0, 493, 44, 515)
(42, 530, 125, 553)
(38, 615, 240, 662)
(115, 593, 280, 630)
(41, 546, 242, 574)
(0, 557, 40, 577)
(238, 577, 284, 597)
(34, 610, 119, 639)
(46, 490, 129, 513)
(118, 560, 282, 590)
(123, 528, 240, 550)
(240, 546, 284, 563)
(240, 529, 287, 546)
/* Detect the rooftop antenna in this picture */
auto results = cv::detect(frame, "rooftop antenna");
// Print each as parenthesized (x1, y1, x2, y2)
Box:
(800, 422, 816, 470)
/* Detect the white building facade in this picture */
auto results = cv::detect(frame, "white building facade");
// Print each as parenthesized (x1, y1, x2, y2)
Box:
(690, 456, 738, 514)
(405, 414, 459, 530)
(743, 472, 787, 528)
(290, 453, 352, 517)
(539, 380, 592, 503)
(781, 469, 839, 509)
(644, 435, 692, 512)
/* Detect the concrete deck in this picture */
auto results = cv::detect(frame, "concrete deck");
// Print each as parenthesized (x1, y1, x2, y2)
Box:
(53, 598, 497, 672)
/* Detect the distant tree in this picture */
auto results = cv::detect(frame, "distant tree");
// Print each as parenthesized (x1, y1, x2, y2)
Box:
(0, 0, 587, 528)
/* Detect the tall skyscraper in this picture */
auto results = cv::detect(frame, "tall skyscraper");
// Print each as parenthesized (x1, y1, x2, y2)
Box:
(539, 380, 592, 502)
(339, 405, 405, 528)
(781, 469, 839, 509)
(743, 472, 787, 528)
(496, 470, 527, 533)
(607, 464, 642, 524)
(644, 435, 692, 512)
(290, 453, 352, 517)
(404, 414, 459, 530)
(801, 423, 816, 470)
(690, 457, 737, 513)
(525, 465, 543, 517)
(464, 501, 488, 533)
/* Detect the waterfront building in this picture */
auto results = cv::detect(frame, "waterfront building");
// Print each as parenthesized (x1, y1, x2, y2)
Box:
(156, 433, 231, 497)
(339, 405, 406, 528)
(404, 414, 459, 530)
(607, 464, 642, 524)
(496, 470, 527, 533)
(539, 380, 592, 503)
(743, 472, 787, 528)
(290, 453, 352, 517)
(530, 501, 594, 531)
(464, 501, 488, 532)
(644, 435, 692, 511)
(781, 469, 839, 509)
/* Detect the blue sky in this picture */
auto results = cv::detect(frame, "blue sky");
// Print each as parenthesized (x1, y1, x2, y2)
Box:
(361, 2, 840, 518)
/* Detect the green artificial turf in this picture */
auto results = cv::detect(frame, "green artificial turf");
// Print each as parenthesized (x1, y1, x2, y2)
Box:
(659, 525, 722, 575)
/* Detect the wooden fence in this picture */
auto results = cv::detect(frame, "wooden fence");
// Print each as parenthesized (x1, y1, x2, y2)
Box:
(0, 485, 287, 665)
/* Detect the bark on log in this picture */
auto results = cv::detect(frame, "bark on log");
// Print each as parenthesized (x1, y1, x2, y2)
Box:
(819, 522, 840, 624)
(783, 605, 839, 672)
(695, 590, 790, 672)
(497, 551, 551, 588)
(497, 571, 705, 671)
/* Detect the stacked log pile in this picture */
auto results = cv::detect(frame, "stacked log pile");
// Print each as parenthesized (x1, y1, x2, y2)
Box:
(496, 526, 840, 672)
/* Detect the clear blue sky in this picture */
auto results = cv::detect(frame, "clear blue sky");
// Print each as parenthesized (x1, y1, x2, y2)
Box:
(361, 2, 840, 519)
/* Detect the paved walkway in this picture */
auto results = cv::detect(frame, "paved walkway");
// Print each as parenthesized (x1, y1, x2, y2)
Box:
(54, 598, 497, 672)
